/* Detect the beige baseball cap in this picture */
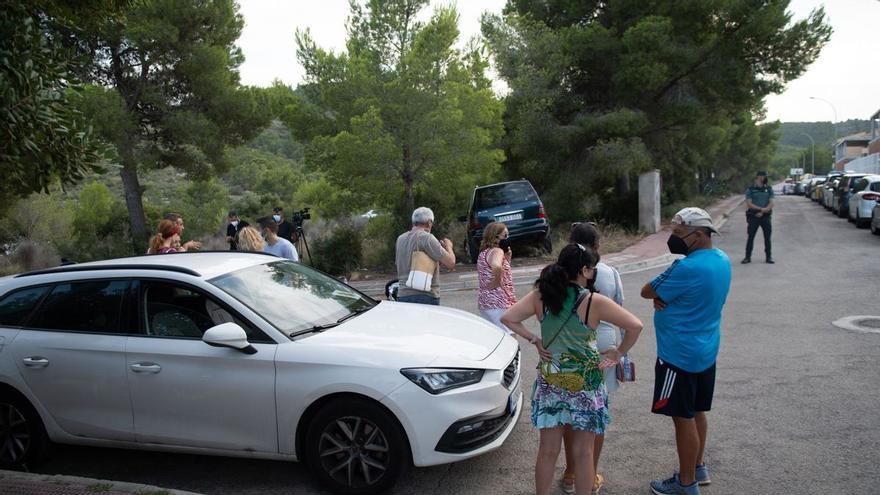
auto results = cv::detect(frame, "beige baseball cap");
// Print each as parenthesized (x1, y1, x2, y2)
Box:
(672, 207, 718, 234)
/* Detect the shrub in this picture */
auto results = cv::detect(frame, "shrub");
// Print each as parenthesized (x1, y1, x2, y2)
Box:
(311, 226, 362, 276)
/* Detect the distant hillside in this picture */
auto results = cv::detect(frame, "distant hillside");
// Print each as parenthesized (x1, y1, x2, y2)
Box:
(778, 120, 871, 149)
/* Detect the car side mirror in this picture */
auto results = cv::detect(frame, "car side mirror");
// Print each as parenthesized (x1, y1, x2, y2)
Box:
(457, 215, 467, 222)
(203, 322, 257, 355)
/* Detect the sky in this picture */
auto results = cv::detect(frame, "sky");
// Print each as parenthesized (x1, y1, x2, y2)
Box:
(236, 0, 880, 124)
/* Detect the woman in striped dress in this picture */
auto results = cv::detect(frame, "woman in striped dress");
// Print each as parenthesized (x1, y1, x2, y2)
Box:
(477, 222, 517, 333)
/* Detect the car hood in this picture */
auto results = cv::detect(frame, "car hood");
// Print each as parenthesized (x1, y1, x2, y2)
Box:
(299, 301, 507, 362)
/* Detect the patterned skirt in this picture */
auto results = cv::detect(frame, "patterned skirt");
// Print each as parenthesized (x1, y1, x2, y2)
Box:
(530, 371, 611, 433)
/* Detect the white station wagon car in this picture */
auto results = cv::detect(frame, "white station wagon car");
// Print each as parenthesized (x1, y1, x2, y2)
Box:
(0, 253, 522, 494)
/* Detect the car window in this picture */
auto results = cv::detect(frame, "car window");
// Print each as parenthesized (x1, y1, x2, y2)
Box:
(210, 260, 375, 336)
(871, 182, 880, 193)
(141, 281, 273, 343)
(852, 178, 868, 192)
(475, 182, 538, 210)
(0, 286, 50, 327)
(28, 280, 128, 334)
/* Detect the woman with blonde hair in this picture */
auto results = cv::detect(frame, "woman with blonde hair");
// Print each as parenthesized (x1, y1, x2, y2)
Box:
(236, 226, 264, 252)
(477, 221, 516, 333)
(148, 219, 183, 254)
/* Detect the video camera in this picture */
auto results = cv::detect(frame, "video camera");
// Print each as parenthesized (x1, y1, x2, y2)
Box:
(291, 207, 311, 227)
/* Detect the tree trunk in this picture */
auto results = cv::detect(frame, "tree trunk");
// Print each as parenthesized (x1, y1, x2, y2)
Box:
(119, 153, 148, 253)
(402, 144, 415, 213)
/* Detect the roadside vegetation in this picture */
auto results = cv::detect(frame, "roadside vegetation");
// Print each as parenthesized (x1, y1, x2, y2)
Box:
(1, 0, 833, 275)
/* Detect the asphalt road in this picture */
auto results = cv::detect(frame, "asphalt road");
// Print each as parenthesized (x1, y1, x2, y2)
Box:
(33, 193, 880, 494)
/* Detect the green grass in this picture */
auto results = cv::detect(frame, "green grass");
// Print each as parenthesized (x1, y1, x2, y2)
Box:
(86, 483, 113, 493)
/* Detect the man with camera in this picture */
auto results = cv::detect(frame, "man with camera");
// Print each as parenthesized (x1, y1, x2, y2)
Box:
(272, 206, 296, 243)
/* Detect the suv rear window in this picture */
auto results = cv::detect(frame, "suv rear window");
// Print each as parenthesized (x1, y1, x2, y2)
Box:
(475, 182, 538, 210)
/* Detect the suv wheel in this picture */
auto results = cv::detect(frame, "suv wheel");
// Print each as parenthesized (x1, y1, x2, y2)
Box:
(541, 236, 552, 254)
(0, 391, 49, 470)
(467, 240, 480, 264)
(306, 398, 408, 495)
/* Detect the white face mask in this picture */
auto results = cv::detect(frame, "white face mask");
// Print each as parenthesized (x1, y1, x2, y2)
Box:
(231, 220, 239, 227)
(272, 214, 281, 222)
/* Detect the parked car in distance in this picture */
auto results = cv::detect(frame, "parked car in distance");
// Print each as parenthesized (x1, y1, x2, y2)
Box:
(795, 175, 812, 195)
(0, 253, 522, 494)
(832, 173, 868, 218)
(809, 177, 827, 202)
(847, 175, 880, 228)
(822, 175, 842, 209)
(460, 179, 550, 263)
(782, 178, 796, 195)
(803, 176, 824, 199)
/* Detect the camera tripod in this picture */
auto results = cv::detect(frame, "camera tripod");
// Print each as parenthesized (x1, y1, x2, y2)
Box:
(294, 224, 312, 264)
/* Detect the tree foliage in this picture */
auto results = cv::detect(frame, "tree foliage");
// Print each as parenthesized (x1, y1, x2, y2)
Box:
(286, 0, 505, 227)
(0, 1, 109, 211)
(483, 0, 832, 224)
(76, 0, 269, 248)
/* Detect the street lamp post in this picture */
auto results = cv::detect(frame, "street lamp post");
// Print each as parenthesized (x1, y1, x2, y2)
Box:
(800, 132, 815, 175)
(809, 96, 838, 166)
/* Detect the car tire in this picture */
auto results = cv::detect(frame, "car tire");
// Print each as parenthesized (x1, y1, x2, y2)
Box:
(305, 397, 409, 495)
(541, 236, 552, 254)
(871, 215, 880, 235)
(467, 240, 480, 265)
(0, 390, 50, 470)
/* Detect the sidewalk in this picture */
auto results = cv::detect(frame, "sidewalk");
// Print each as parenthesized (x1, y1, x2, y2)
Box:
(0, 469, 201, 495)
(350, 194, 745, 296)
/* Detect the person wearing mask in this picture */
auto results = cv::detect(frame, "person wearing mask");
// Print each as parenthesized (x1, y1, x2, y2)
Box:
(560, 222, 626, 494)
(640, 207, 731, 495)
(147, 219, 184, 254)
(225, 211, 249, 250)
(502, 244, 643, 495)
(236, 226, 264, 252)
(258, 217, 299, 261)
(742, 170, 774, 264)
(272, 206, 295, 243)
(477, 222, 516, 333)
(395, 206, 455, 305)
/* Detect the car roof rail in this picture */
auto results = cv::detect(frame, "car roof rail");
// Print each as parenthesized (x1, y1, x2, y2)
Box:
(15, 264, 201, 278)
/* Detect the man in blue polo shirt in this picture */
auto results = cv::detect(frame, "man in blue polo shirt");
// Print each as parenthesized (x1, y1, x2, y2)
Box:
(641, 207, 731, 495)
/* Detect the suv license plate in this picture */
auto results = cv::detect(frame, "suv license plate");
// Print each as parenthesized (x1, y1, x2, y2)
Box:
(497, 213, 522, 222)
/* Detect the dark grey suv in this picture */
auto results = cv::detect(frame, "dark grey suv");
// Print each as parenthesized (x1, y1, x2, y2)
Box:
(460, 180, 551, 263)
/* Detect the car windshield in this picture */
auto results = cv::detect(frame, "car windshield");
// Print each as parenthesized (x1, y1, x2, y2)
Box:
(209, 260, 375, 337)
(475, 182, 538, 210)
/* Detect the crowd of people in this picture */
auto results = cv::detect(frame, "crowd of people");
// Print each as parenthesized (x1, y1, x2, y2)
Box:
(146, 200, 732, 495)
(146, 206, 299, 262)
(393, 205, 732, 495)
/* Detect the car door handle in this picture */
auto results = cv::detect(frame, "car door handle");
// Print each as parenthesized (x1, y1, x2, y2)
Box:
(129, 362, 162, 373)
(22, 356, 49, 368)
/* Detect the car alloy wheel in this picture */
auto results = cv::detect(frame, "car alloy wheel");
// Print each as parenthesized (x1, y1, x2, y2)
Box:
(0, 395, 48, 469)
(0, 403, 30, 465)
(306, 398, 407, 494)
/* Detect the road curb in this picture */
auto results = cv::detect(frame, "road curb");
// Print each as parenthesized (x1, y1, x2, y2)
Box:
(0, 469, 204, 495)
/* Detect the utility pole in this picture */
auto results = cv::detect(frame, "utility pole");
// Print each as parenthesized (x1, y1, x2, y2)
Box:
(809, 96, 838, 167)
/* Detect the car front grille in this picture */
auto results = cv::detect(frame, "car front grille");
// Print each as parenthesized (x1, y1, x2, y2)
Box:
(502, 350, 519, 389)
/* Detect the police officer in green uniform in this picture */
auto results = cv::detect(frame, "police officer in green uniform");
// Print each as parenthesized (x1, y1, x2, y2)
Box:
(743, 171, 775, 264)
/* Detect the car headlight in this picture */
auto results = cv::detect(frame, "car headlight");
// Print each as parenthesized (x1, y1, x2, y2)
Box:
(400, 368, 484, 394)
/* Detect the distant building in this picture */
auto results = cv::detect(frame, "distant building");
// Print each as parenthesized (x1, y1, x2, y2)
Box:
(842, 109, 880, 175)
(869, 108, 880, 156)
(833, 132, 870, 170)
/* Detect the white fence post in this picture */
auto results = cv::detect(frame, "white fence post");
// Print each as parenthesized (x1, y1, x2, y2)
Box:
(639, 170, 661, 233)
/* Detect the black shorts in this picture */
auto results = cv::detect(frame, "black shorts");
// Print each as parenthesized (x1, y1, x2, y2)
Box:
(651, 358, 715, 419)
